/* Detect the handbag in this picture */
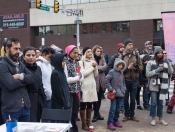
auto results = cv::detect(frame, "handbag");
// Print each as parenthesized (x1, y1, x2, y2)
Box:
(107, 73, 122, 100)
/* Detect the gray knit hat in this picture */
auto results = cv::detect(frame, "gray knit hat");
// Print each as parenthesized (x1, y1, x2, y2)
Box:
(124, 38, 133, 46)
(154, 46, 163, 54)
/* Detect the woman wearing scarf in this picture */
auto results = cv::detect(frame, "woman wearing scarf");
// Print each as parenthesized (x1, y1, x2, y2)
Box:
(92, 45, 107, 122)
(64, 45, 83, 132)
(23, 47, 46, 122)
(79, 47, 98, 131)
(146, 46, 173, 126)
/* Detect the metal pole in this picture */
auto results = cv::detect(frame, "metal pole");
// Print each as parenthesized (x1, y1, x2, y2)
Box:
(77, 0, 80, 49)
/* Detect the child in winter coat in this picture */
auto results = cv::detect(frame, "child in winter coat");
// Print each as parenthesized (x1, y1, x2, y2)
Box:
(105, 58, 126, 130)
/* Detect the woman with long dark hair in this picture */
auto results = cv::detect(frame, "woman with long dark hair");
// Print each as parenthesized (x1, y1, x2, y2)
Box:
(146, 46, 173, 126)
(91, 45, 107, 122)
(23, 46, 46, 122)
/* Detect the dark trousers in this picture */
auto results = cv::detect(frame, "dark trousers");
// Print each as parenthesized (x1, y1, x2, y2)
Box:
(70, 93, 80, 132)
(143, 81, 150, 108)
(93, 89, 102, 113)
(80, 102, 92, 110)
(124, 80, 137, 118)
(136, 87, 141, 105)
(2, 107, 30, 122)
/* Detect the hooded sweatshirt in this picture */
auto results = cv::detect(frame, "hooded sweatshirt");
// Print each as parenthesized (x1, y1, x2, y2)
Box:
(50, 54, 70, 109)
(105, 58, 126, 97)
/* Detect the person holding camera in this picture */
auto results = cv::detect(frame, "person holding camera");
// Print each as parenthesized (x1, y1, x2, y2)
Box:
(118, 38, 143, 122)
(146, 46, 173, 126)
(140, 41, 154, 110)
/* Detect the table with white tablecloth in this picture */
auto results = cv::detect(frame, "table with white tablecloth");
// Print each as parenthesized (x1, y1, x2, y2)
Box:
(0, 122, 71, 132)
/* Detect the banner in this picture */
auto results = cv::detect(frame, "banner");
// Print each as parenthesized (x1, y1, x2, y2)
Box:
(0, 13, 28, 29)
(162, 12, 175, 63)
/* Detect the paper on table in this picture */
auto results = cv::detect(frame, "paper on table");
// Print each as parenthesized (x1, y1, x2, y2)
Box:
(43, 127, 64, 132)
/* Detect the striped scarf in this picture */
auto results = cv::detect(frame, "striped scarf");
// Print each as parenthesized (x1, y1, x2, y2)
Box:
(151, 60, 169, 100)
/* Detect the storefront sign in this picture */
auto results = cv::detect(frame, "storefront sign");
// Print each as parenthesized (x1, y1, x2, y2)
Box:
(0, 13, 28, 29)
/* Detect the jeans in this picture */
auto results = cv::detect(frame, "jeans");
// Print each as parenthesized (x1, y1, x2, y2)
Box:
(2, 107, 30, 122)
(143, 80, 150, 108)
(124, 80, 137, 118)
(46, 100, 51, 109)
(107, 97, 124, 124)
(150, 91, 163, 117)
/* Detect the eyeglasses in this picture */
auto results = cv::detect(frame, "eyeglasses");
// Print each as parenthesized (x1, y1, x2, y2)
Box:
(163, 53, 167, 54)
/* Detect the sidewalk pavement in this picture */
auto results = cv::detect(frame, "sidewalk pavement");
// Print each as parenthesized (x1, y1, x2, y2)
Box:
(77, 98, 175, 132)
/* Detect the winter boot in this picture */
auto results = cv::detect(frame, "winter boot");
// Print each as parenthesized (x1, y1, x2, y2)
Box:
(167, 106, 173, 114)
(92, 111, 98, 122)
(80, 110, 89, 131)
(98, 112, 104, 120)
(86, 109, 92, 128)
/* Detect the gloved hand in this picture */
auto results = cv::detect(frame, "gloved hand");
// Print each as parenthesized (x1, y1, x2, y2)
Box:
(72, 72, 77, 77)
(155, 67, 163, 73)
(78, 72, 82, 79)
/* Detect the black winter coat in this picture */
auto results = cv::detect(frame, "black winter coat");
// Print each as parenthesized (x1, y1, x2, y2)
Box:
(24, 62, 46, 122)
(50, 54, 70, 109)
(0, 55, 33, 112)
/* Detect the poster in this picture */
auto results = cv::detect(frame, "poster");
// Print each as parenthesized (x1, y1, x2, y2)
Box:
(0, 13, 28, 29)
(162, 12, 175, 63)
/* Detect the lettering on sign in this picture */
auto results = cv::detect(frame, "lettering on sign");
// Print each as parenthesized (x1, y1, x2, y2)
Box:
(67, 9, 83, 17)
(0, 13, 28, 30)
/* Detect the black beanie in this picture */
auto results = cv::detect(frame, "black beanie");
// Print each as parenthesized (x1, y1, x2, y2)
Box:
(82, 47, 91, 55)
(124, 38, 133, 46)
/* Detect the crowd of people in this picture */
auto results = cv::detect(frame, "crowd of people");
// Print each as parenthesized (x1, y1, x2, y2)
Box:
(0, 37, 174, 132)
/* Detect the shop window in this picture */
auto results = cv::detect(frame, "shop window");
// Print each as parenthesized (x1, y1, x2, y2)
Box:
(156, 20, 163, 31)
(58, 25, 67, 35)
(67, 25, 76, 34)
(83, 24, 87, 34)
(111, 22, 117, 33)
(102, 23, 106, 33)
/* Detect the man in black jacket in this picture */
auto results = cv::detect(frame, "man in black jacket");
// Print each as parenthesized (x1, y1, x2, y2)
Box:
(0, 38, 33, 122)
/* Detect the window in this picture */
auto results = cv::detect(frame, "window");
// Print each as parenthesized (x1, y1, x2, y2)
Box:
(58, 25, 67, 35)
(111, 22, 117, 33)
(67, 25, 76, 34)
(63, 0, 71, 5)
(81, 0, 90, 3)
(102, 23, 106, 33)
(156, 20, 163, 31)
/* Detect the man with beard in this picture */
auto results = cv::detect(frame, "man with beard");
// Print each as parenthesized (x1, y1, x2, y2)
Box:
(107, 43, 125, 71)
(0, 38, 33, 122)
(140, 41, 154, 110)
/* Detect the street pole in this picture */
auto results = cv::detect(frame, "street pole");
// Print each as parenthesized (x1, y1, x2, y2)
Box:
(77, 0, 80, 50)
(0, 28, 3, 51)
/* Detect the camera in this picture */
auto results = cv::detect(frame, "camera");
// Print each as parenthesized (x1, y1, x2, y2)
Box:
(133, 63, 139, 69)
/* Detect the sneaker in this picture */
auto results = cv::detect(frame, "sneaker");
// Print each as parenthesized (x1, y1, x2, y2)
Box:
(151, 120, 156, 126)
(130, 117, 139, 122)
(137, 105, 143, 110)
(107, 123, 116, 130)
(114, 121, 123, 128)
(159, 120, 168, 126)
(122, 117, 130, 122)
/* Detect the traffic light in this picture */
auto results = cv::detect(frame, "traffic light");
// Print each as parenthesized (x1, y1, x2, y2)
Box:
(36, 0, 41, 9)
(54, 1, 59, 13)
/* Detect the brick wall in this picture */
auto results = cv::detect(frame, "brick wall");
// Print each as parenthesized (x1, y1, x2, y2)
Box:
(34, 32, 129, 57)
(0, 0, 33, 49)
(130, 20, 154, 51)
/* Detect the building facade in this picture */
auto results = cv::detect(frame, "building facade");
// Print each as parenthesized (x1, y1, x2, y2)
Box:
(0, 0, 175, 56)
